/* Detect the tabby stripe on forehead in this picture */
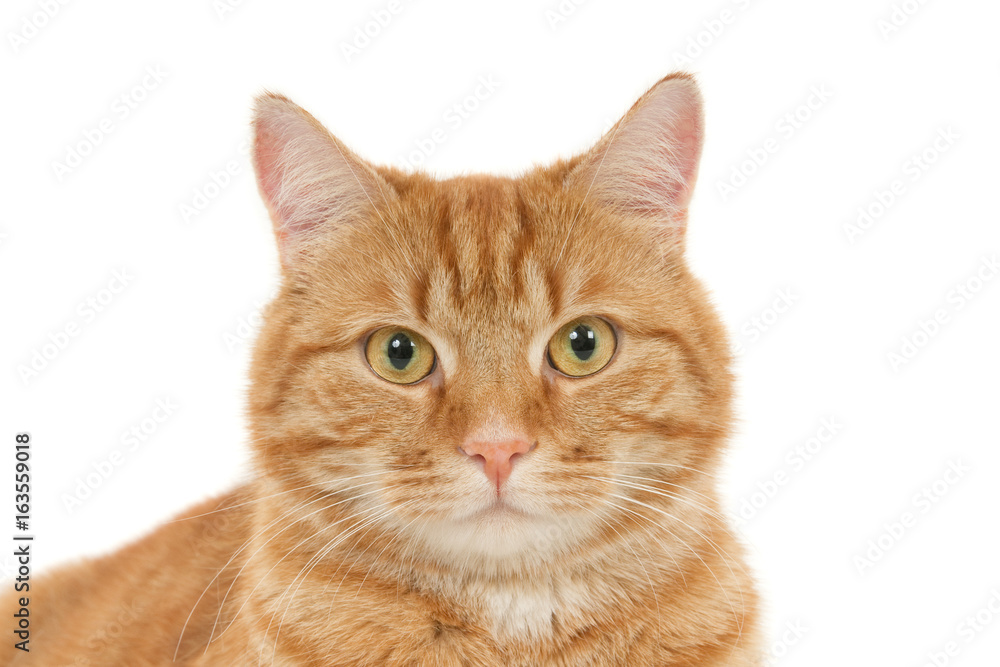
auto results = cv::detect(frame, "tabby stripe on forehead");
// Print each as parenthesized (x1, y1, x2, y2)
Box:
(469, 189, 497, 299)
(432, 197, 463, 307)
(509, 195, 536, 304)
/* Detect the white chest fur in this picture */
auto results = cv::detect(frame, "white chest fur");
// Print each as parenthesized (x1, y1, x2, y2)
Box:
(461, 572, 595, 639)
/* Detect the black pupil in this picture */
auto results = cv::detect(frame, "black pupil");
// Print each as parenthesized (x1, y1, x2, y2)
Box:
(386, 333, 414, 370)
(568, 325, 596, 360)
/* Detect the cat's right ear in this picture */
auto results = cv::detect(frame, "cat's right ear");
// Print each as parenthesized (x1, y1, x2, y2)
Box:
(252, 93, 394, 267)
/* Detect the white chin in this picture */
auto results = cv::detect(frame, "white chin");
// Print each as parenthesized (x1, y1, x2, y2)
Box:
(409, 510, 591, 567)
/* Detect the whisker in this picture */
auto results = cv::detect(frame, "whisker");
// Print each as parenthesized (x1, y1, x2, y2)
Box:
(174, 488, 329, 662)
(168, 469, 402, 524)
(611, 472, 719, 506)
(577, 457, 719, 479)
(252, 500, 393, 666)
(350, 504, 429, 601)
(582, 475, 731, 527)
(265, 498, 418, 664)
(318, 500, 416, 608)
(204, 481, 392, 650)
(572, 502, 664, 648)
(260, 504, 393, 665)
(586, 475, 751, 554)
(181, 472, 414, 661)
(606, 493, 746, 660)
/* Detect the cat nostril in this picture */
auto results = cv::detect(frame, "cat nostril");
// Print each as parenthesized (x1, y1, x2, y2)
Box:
(459, 448, 487, 470)
(459, 439, 535, 491)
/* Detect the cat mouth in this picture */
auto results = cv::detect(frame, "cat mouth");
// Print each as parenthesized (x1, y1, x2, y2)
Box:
(475, 497, 532, 520)
(449, 496, 532, 524)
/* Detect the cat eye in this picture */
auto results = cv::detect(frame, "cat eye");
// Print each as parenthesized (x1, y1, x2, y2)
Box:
(547, 316, 616, 377)
(365, 327, 436, 384)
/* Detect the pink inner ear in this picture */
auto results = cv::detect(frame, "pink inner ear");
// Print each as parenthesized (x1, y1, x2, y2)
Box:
(252, 116, 283, 209)
(251, 95, 392, 263)
(579, 76, 705, 232)
(253, 107, 341, 246)
(659, 113, 702, 207)
(253, 115, 305, 246)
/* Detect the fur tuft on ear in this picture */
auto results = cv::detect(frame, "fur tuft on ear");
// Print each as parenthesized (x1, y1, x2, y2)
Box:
(251, 92, 394, 266)
(567, 73, 704, 242)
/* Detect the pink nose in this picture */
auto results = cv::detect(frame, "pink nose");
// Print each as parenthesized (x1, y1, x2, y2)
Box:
(460, 438, 534, 491)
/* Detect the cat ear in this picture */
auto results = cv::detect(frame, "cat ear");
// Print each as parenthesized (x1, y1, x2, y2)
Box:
(567, 73, 704, 244)
(252, 92, 393, 265)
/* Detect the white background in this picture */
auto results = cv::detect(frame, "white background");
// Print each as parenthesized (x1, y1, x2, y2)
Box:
(3, 0, 999, 664)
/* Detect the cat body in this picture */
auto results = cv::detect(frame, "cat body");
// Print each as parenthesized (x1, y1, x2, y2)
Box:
(5, 74, 761, 666)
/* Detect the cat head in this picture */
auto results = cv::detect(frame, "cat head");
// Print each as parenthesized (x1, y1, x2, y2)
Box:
(247, 74, 733, 572)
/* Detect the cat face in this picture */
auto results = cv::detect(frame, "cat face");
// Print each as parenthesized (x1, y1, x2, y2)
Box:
(247, 75, 733, 571)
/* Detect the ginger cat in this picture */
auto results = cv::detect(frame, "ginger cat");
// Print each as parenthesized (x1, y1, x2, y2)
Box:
(6, 73, 761, 665)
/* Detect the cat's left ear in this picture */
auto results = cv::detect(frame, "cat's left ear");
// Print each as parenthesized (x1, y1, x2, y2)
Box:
(252, 92, 395, 267)
(566, 73, 704, 245)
